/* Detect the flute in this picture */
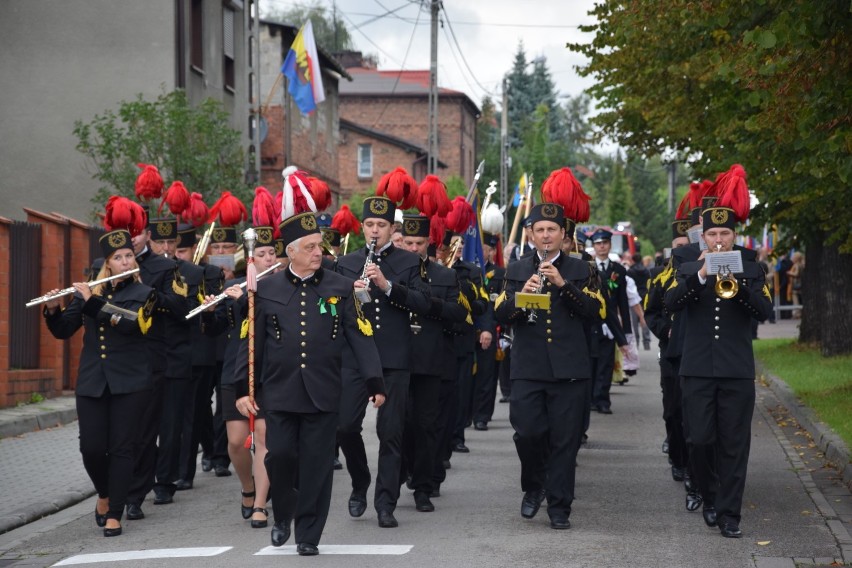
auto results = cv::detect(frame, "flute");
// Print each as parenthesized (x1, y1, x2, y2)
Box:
(26, 268, 141, 308)
(185, 262, 282, 319)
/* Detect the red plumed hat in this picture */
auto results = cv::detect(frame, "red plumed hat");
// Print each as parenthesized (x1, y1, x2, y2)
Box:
(208, 191, 248, 227)
(714, 164, 751, 222)
(180, 192, 209, 227)
(104, 195, 147, 237)
(376, 167, 418, 209)
(280, 166, 317, 220)
(307, 176, 332, 212)
(445, 196, 475, 234)
(429, 213, 447, 247)
(541, 167, 591, 223)
(331, 205, 361, 236)
(416, 174, 452, 218)
(158, 181, 191, 216)
(252, 186, 279, 237)
(134, 163, 164, 203)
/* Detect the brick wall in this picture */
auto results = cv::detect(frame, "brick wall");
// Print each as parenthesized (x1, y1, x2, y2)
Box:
(0, 218, 10, 407)
(338, 128, 427, 197)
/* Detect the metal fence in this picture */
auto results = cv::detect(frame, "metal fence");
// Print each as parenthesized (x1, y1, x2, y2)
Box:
(9, 222, 42, 369)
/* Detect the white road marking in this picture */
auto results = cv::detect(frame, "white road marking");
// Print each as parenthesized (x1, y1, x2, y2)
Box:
(52, 547, 233, 566)
(255, 544, 413, 555)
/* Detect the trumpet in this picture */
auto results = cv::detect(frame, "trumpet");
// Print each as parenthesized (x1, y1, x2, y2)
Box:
(528, 245, 549, 325)
(185, 262, 282, 319)
(26, 268, 141, 308)
(354, 238, 378, 304)
(713, 244, 739, 299)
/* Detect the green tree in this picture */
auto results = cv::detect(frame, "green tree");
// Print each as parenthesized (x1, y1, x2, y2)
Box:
(264, 1, 354, 52)
(476, 96, 501, 191)
(569, 0, 852, 355)
(605, 160, 638, 228)
(624, 154, 672, 255)
(73, 90, 250, 217)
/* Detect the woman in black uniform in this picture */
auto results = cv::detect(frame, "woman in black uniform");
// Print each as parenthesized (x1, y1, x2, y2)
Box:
(43, 229, 155, 537)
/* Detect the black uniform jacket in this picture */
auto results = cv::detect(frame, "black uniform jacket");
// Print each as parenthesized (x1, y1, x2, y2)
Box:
(495, 252, 605, 381)
(45, 280, 155, 397)
(644, 263, 671, 347)
(136, 249, 189, 371)
(201, 276, 245, 385)
(235, 267, 384, 413)
(410, 259, 468, 376)
(597, 259, 632, 336)
(336, 244, 431, 370)
(664, 259, 772, 379)
(451, 260, 490, 356)
(190, 263, 225, 367)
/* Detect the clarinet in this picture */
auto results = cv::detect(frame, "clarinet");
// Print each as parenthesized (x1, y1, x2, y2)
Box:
(527, 245, 548, 325)
(354, 238, 378, 304)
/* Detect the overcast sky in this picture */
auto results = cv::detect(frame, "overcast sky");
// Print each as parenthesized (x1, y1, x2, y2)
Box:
(262, 0, 600, 105)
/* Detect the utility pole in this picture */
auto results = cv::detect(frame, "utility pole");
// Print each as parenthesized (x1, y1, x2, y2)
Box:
(428, 0, 439, 174)
(500, 77, 509, 241)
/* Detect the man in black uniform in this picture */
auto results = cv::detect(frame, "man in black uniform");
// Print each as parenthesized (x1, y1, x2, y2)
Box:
(400, 214, 468, 512)
(235, 212, 385, 555)
(664, 204, 772, 538)
(335, 196, 431, 528)
(590, 228, 631, 414)
(495, 203, 605, 529)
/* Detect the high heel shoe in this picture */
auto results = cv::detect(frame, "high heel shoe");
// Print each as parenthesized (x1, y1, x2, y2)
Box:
(241, 490, 256, 520)
(250, 507, 268, 529)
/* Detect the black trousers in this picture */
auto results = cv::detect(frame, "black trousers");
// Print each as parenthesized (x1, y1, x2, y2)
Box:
(472, 342, 498, 424)
(209, 361, 230, 467)
(402, 373, 442, 495)
(155, 377, 192, 489)
(77, 388, 149, 520)
(592, 337, 616, 410)
(127, 368, 165, 506)
(681, 376, 755, 524)
(265, 410, 337, 546)
(660, 356, 687, 469)
(452, 352, 475, 446)
(432, 362, 457, 488)
(498, 347, 512, 398)
(337, 367, 410, 513)
(510, 378, 589, 519)
(179, 365, 215, 482)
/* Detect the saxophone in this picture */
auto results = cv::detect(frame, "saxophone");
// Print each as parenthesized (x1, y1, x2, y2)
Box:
(354, 238, 378, 304)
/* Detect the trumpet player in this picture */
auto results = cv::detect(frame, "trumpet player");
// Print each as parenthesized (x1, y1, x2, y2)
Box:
(334, 196, 431, 528)
(664, 201, 773, 538)
(494, 203, 606, 530)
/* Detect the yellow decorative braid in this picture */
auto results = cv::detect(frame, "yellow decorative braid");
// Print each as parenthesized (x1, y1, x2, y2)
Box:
(763, 284, 771, 300)
(354, 298, 374, 336)
(582, 287, 607, 319)
(478, 285, 489, 300)
(136, 307, 153, 334)
(240, 318, 249, 339)
(494, 291, 507, 310)
(457, 291, 473, 325)
(172, 277, 188, 297)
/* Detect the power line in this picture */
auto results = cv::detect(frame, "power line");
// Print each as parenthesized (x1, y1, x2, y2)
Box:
(440, 4, 494, 97)
(440, 21, 487, 100)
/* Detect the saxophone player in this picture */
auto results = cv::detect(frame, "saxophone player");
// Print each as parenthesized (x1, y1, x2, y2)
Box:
(494, 203, 605, 530)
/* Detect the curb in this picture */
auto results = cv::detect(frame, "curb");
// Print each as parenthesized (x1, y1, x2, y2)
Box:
(0, 485, 95, 535)
(0, 397, 78, 440)
(756, 360, 852, 488)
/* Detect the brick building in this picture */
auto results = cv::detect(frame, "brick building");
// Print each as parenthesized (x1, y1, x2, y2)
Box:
(336, 52, 480, 197)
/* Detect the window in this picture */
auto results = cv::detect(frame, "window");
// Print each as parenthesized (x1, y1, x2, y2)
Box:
(357, 144, 372, 178)
(191, 0, 203, 70)
(223, 8, 235, 90)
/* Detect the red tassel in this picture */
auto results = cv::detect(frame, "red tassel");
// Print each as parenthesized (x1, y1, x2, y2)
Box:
(104, 196, 147, 237)
(208, 191, 248, 226)
(244, 413, 255, 449)
(180, 192, 209, 227)
(134, 164, 163, 202)
(252, 186, 277, 229)
(714, 164, 751, 222)
(445, 196, 475, 234)
(541, 168, 591, 223)
(158, 181, 191, 216)
(331, 205, 361, 236)
(376, 167, 418, 208)
(416, 175, 452, 218)
(429, 214, 447, 247)
(307, 177, 332, 212)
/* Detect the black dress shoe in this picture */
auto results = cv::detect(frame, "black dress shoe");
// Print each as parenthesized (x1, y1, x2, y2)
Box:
(550, 516, 571, 529)
(270, 521, 291, 547)
(153, 488, 173, 505)
(377, 510, 398, 528)
(251, 507, 268, 528)
(474, 421, 488, 431)
(414, 493, 435, 512)
(520, 489, 546, 519)
(201, 457, 213, 472)
(103, 525, 122, 537)
(719, 520, 742, 538)
(175, 479, 193, 491)
(126, 504, 145, 520)
(214, 465, 232, 477)
(297, 543, 319, 556)
(241, 490, 256, 519)
(686, 491, 702, 512)
(348, 490, 367, 518)
(95, 506, 107, 527)
(453, 442, 470, 453)
(671, 466, 686, 482)
(333, 457, 343, 470)
(702, 506, 718, 527)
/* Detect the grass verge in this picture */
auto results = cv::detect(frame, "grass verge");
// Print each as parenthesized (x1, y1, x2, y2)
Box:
(753, 338, 852, 454)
